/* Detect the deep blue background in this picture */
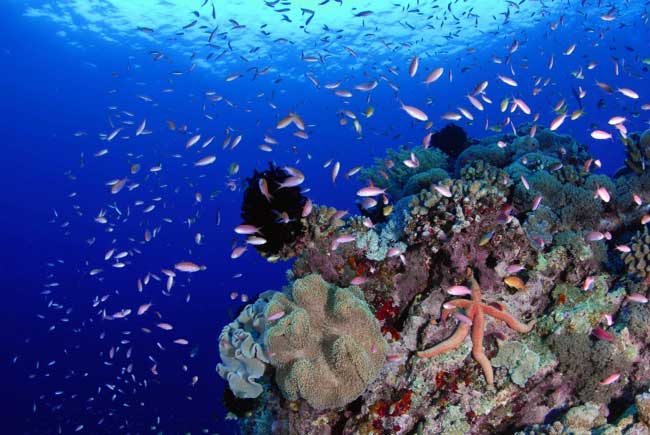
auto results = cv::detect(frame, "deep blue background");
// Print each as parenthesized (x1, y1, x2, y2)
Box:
(2, 0, 648, 433)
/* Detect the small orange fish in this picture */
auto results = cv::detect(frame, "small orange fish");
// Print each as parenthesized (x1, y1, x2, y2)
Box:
(504, 276, 526, 291)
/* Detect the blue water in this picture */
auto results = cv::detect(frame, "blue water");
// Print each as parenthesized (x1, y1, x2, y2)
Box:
(3, 0, 648, 433)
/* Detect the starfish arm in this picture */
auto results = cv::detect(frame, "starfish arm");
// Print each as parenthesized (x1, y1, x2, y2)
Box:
(417, 323, 471, 359)
(471, 307, 494, 385)
(482, 304, 536, 333)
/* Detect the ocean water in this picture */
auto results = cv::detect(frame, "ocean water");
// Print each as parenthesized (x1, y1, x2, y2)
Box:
(3, 0, 649, 434)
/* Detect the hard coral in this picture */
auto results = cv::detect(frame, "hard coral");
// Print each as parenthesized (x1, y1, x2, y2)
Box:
(241, 163, 307, 259)
(264, 274, 388, 409)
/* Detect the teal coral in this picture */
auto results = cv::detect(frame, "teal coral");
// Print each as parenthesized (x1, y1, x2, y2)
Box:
(355, 219, 406, 261)
(264, 274, 388, 409)
(538, 277, 623, 336)
(491, 338, 556, 387)
(359, 146, 448, 199)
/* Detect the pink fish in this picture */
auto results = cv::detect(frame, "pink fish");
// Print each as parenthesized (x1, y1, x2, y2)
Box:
(350, 276, 369, 285)
(452, 311, 473, 326)
(277, 176, 304, 189)
(234, 224, 259, 235)
(401, 103, 428, 121)
(403, 158, 419, 168)
(591, 130, 612, 140)
(642, 215, 650, 225)
(627, 293, 648, 303)
(599, 373, 620, 385)
(258, 178, 273, 202)
(592, 327, 614, 342)
(362, 217, 375, 228)
(531, 195, 543, 211)
(331, 161, 340, 184)
(409, 55, 419, 77)
(357, 185, 387, 197)
(361, 197, 377, 209)
(246, 236, 267, 246)
(594, 187, 611, 203)
(230, 246, 247, 259)
(386, 247, 402, 257)
(549, 113, 567, 131)
(505, 264, 525, 274)
(423, 67, 444, 84)
(521, 175, 530, 190)
(615, 245, 631, 253)
(582, 276, 595, 291)
(332, 210, 348, 221)
(602, 314, 614, 326)
(386, 354, 402, 362)
(302, 199, 313, 217)
(633, 194, 643, 206)
(497, 74, 518, 87)
(585, 231, 605, 242)
(267, 311, 285, 321)
(447, 285, 472, 296)
(335, 234, 356, 244)
(434, 185, 452, 198)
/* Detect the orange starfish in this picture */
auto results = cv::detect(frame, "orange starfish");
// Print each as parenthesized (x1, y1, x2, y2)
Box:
(417, 268, 536, 386)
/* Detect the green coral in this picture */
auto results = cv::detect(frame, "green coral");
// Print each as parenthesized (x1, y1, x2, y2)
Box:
(439, 405, 471, 435)
(264, 274, 388, 409)
(491, 338, 556, 387)
(402, 167, 449, 196)
(359, 146, 448, 199)
(537, 277, 624, 336)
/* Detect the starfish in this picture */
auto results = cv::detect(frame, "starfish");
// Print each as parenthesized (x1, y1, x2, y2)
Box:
(417, 268, 536, 386)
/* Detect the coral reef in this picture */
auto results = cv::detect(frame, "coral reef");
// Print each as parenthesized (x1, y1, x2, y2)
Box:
(220, 127, 650, 434)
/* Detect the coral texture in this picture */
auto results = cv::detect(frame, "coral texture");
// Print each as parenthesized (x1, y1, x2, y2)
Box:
(217, 292, 273, 399)
(264, 274, 388, 409)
